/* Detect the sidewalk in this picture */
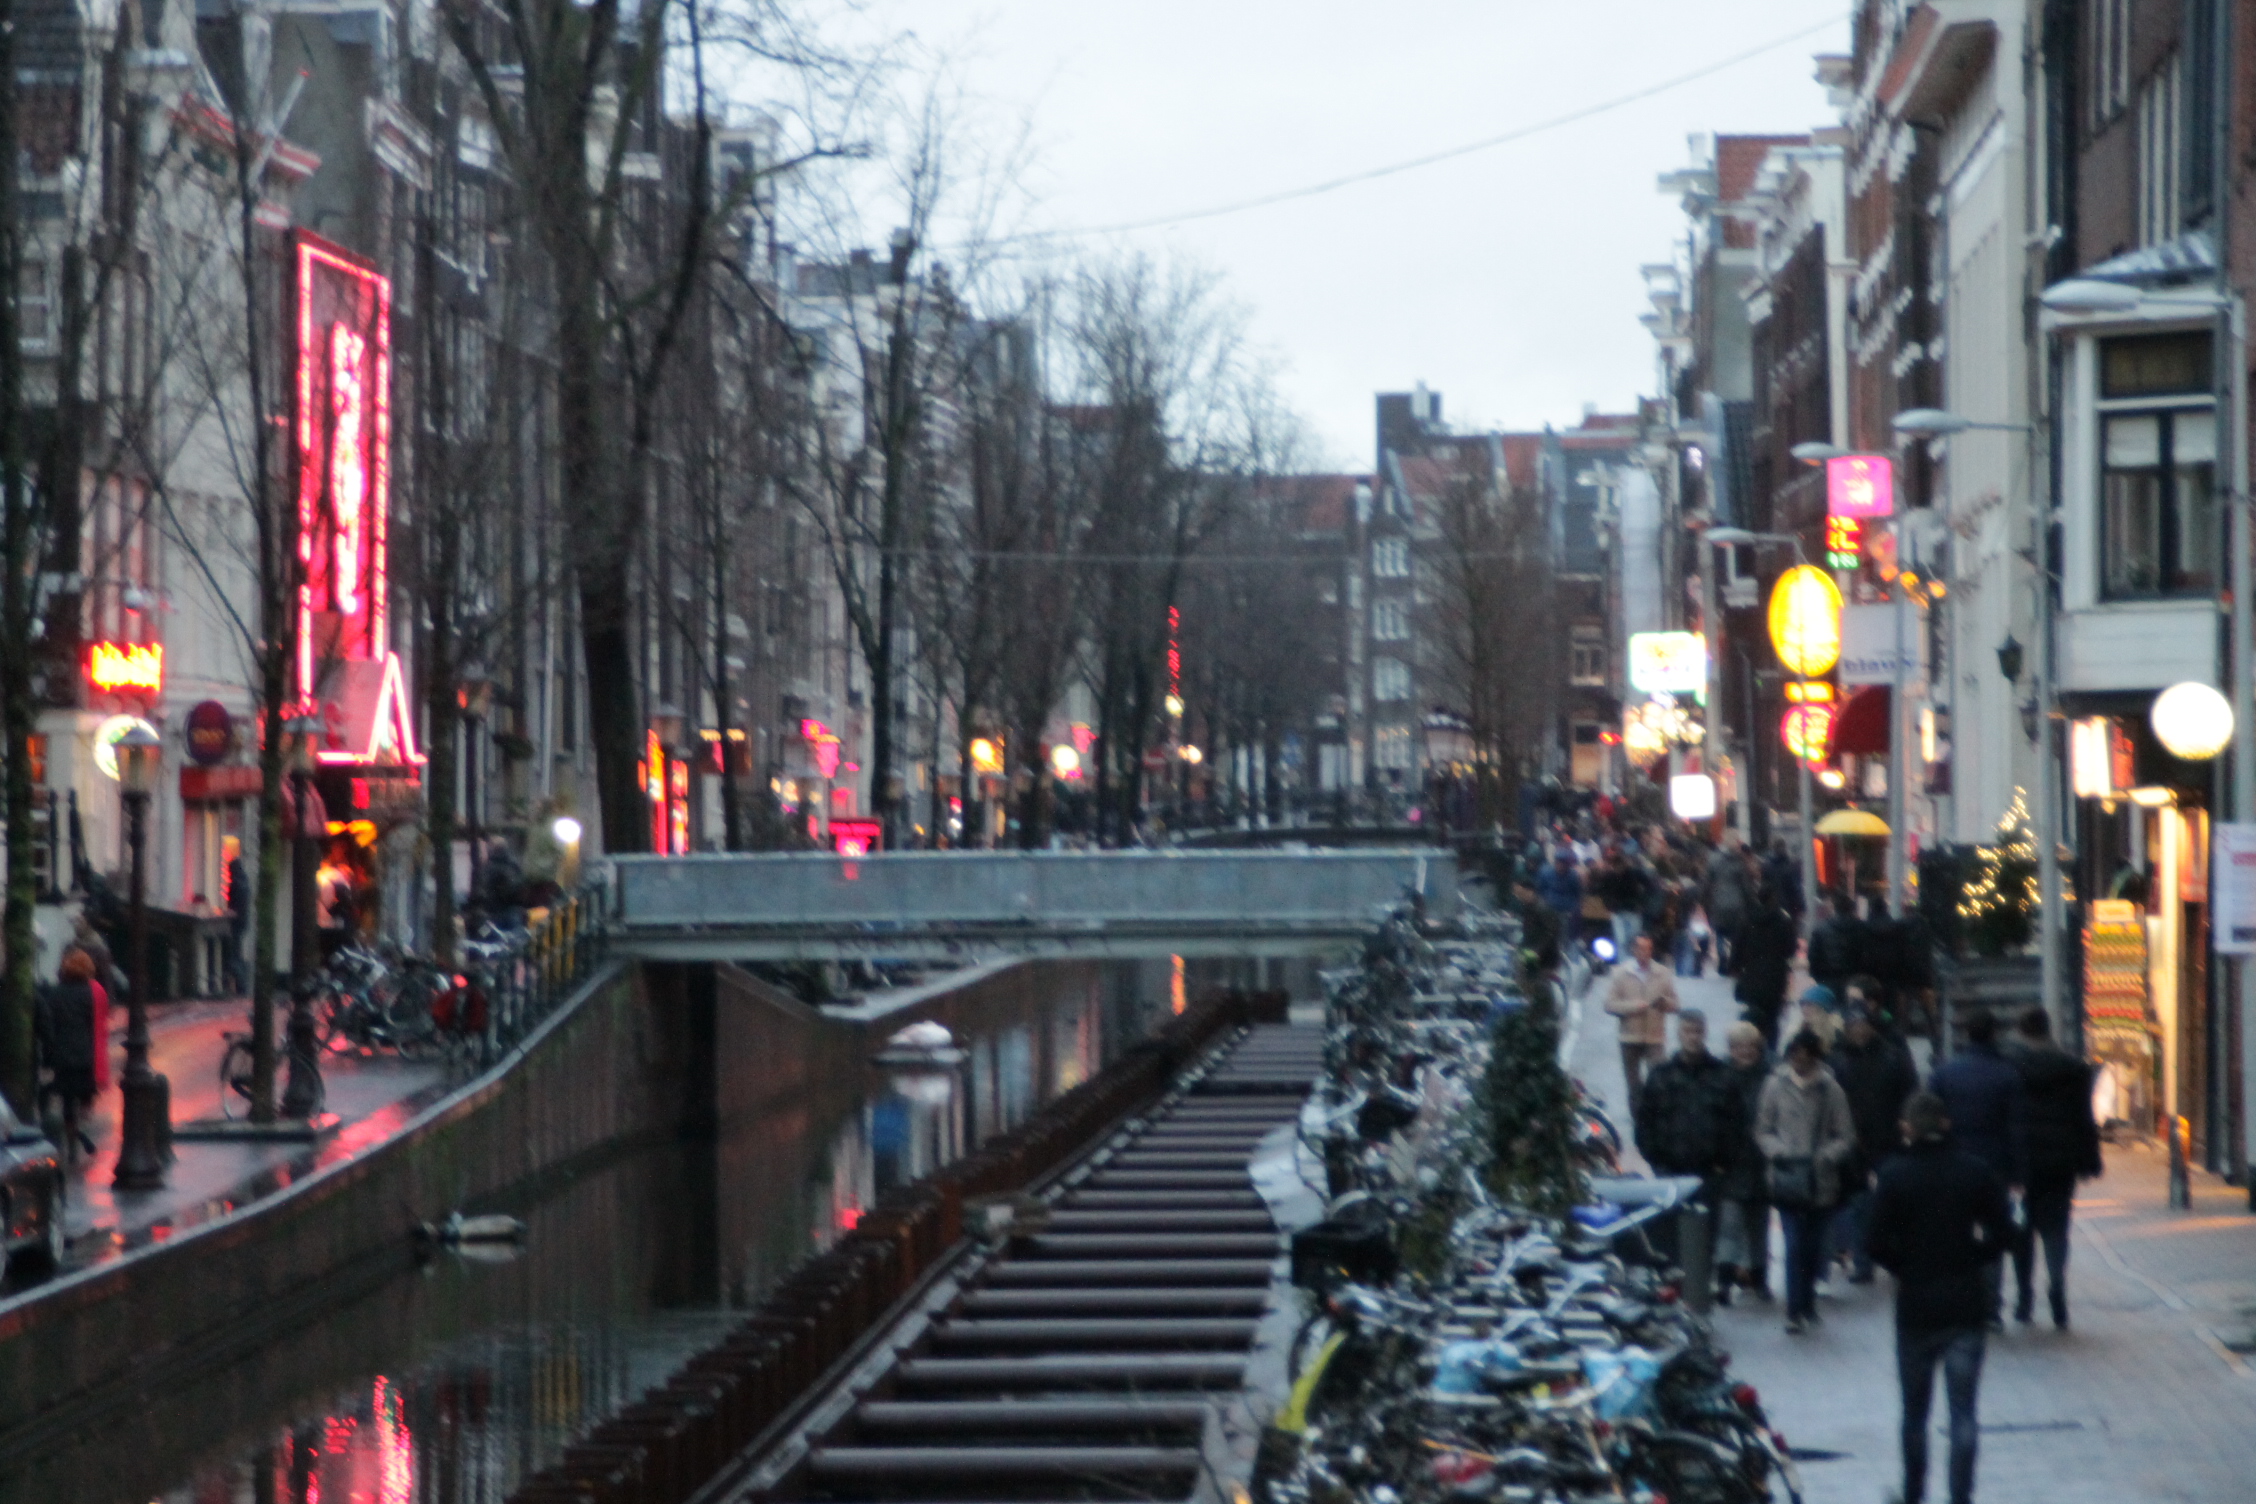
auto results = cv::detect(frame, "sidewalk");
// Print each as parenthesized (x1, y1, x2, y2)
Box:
(1567, 968, 2256, 1504)
(42, 998, 449, 1274)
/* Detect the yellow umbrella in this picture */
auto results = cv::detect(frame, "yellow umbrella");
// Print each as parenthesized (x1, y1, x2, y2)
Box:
(1815, 808, 1890, 837)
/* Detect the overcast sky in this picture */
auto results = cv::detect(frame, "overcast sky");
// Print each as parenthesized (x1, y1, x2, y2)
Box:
(845, 1, 1848, 471)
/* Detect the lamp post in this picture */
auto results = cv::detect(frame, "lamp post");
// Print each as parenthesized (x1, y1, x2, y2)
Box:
(281, 713, 326, 1119)
(112, 724, 168, 1189)
(1710, 527, 1824, 927)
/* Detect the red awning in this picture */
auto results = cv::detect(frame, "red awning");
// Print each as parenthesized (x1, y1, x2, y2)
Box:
(1830, 685, 1891, 756)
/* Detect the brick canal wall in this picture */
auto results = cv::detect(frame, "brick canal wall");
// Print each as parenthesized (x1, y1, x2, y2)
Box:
(0, 955, 1135, 1463)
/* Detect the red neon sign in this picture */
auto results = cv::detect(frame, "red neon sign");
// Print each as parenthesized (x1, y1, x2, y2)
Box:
(88, 641, 162, 693)
(294, 232, 391, 699)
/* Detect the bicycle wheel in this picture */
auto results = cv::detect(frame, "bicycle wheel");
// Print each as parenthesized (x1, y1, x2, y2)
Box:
(218, 1039, 256, 1120)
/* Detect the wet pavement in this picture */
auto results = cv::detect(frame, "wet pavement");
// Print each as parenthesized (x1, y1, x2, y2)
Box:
(1567, 966, 2256, 1504)
(44, 999, 448, 1269)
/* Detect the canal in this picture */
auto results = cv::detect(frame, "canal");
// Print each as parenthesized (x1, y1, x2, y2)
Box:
(3, 956, 1247, 1503)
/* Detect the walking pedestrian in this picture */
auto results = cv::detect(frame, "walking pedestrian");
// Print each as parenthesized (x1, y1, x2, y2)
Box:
(1829, 1001, 1920, 1283)
(225, 852, 251, 995)
(1732, 886, 1798, 1047)
(1596, 845, 1652, 958)
(1928, 1008, 2027, 1327)
(1704, 834, 1752, 975)
(35, 946, 110, 1163)
(1806, 889, 1865, 997)
(1533, 851, 1583, 939)
(1510, 875, 1562, 981)
(1604, 932, 1679, 1104)
(2007, 1006, 2102, 1329)
(1868, 1091, 2013, 1504)
(1634, 1011, 1741, 1294)
(1713, 1021, 1774, 1303)
(1754, 1028, 1855, 1334)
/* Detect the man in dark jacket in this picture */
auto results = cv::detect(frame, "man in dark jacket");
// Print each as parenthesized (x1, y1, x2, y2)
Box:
(1634, 1011, 1741, 1300)
(1732, 887, 1799, 1047)
(2007, 1007, 2102, 1328)
(1927, 1009, 2027, 1325)
(1533, 853, 1583, 936)
(1829, 1002, 1920, 1283)
(1806, 890, 1865, 996)
(1635, 1010, 1742, 1186)
(1868, 1092, 2012, 1504)
(1511, 876, 1562, 979)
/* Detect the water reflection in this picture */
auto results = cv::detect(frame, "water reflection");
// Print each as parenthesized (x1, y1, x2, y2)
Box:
(13, 966, 1126, 1504)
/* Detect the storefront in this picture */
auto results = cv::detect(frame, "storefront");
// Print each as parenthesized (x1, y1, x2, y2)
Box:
(2067, 706, 2214, 1146)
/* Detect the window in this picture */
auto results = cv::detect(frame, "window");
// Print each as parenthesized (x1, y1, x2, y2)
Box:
(1375, 722, 1414, 771)
(1373, 657, 1409, 702)
(16, 260, 50, 350)
(1569, 626, 1606, 686)
(2136, 55, 2181, 247)
(1372, 597, 1409, 641)
(2098, 332, 2216, 600)
(2092, 0, 2131, 124)
(1371, 536, 1409, 578)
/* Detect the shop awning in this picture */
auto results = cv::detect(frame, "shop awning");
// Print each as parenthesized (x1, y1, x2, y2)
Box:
(1830, 685, 1890, 756)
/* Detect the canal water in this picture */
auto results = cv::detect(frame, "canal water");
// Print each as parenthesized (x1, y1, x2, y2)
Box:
(5, 964, 1186, 1504)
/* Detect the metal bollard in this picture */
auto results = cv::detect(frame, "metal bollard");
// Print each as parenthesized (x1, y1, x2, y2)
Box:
(2169, 1114, 2193, 1209)
(1678, 1200, 1715, 1314)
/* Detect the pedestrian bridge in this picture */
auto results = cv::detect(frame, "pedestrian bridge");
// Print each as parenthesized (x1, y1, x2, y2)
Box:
(607, 848, 1456, 960)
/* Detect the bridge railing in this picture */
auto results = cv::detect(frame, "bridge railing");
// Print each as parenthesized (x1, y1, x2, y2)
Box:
(608, 848, 1453, 937)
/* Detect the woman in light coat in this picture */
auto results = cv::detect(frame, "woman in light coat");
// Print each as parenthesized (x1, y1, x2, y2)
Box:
(1755, 1028, 1856, 1334)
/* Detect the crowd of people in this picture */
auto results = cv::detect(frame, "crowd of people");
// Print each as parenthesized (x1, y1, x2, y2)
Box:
(1505, 814, 2106, 1504)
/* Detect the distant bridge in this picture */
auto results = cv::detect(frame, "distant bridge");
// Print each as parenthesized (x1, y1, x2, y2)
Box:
(607, 848, 1456, 960)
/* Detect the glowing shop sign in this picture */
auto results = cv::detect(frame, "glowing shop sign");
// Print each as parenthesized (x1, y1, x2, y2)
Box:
(1780, 704, 1835, 765)
(1825, 453, 1894, 518)
(1627, 631, 1707, 695)
(88, 641, 163, 693)
(1825, 513, 1864, 570)
(330, 323, 369, 615)
(1768, 565, 1843, 678)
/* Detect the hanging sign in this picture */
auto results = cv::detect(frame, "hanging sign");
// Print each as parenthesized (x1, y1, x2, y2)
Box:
(2214, 823, 2256, 953)
(88, 641, 164, 694)
(1628, 631, 1707, 695)
(1826, 454, 1894, 518)
(185, 700, 235, 765)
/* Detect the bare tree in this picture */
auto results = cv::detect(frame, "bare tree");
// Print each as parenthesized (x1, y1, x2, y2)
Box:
(1062, 258, 1276, 842)
(1423, 450, 1557, 828)
(436, 0, 838, 854)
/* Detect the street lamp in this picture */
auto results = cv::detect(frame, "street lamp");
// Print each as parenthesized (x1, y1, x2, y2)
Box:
(281, 712, 326, 1119)
(1789, 441, 1851, 464)
(112, 723, 168, 1189)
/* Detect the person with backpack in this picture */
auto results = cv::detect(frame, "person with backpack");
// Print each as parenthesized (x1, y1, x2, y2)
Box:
(1928, 1009, 2028, 1327)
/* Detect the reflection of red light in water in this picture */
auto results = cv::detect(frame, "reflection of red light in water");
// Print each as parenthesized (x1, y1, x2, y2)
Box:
(376, 1375, 413, 1504)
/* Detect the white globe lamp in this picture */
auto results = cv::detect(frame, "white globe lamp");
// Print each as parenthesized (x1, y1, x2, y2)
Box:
(2150, 682, 2234, 761)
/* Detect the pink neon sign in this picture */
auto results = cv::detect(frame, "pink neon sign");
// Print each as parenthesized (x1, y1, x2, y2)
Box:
(294, 232, 392, 700)
(1825, 454, 1894, 519)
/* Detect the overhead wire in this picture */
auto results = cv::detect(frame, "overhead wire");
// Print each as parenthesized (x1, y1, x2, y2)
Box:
(997, 13, 1849, 243)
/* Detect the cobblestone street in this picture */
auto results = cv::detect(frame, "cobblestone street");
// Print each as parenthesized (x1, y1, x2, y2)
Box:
(1568, 969, 2256, 1503)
